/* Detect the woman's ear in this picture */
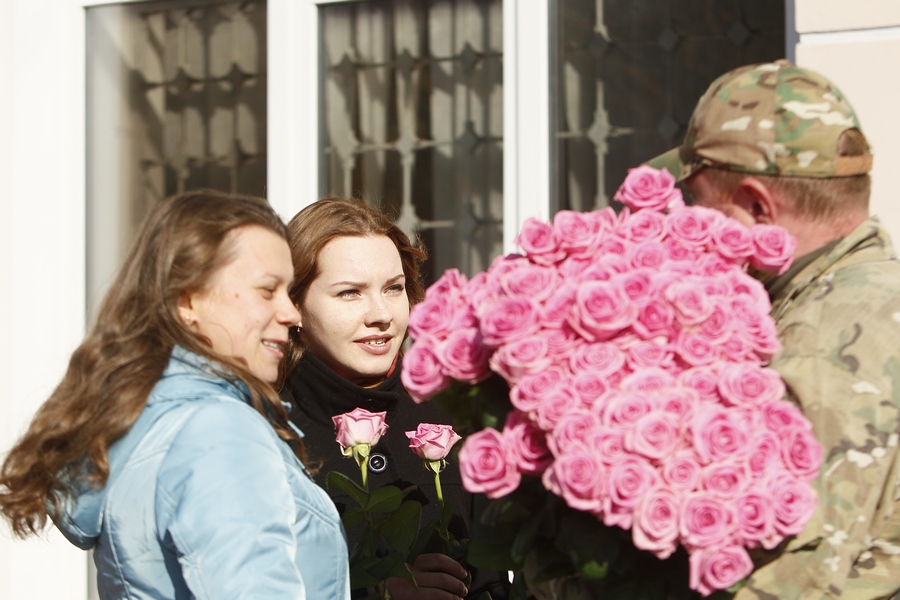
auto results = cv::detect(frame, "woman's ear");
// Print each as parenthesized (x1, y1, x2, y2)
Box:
(178, 292, 195, 326)
(733, 177, 777, 225)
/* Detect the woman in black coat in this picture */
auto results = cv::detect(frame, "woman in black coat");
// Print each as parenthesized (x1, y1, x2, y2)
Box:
(280, 197, 508, 600)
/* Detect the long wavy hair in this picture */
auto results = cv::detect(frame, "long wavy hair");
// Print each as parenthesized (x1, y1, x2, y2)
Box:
(0, 190, 305, 538)
(280, 197, 427, 381)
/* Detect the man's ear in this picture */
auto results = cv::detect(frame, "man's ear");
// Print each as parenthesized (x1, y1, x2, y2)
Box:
(733, 177, 777, 225)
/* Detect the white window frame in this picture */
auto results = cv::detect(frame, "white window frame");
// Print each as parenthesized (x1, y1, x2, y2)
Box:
(268, 0, 552, 254)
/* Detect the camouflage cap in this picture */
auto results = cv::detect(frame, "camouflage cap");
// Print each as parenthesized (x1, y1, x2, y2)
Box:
(647, 59, 873, 181)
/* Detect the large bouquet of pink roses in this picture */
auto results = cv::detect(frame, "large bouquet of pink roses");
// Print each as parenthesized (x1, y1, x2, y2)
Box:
(401, 166, 821, 598)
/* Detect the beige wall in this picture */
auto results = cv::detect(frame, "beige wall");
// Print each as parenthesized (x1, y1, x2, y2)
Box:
(794, 0, 900, 241)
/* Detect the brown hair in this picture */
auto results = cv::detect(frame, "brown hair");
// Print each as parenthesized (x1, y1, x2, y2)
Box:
(688, 129, 872, 220)
(281, 197, 426, 380)
(0, 190, 305, 537)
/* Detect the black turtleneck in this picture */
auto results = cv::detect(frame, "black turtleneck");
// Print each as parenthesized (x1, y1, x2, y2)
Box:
(281, 352, 509, 599)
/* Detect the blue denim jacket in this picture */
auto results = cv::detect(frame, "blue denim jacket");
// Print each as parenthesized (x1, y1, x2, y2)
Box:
(54, 347, 350, 599)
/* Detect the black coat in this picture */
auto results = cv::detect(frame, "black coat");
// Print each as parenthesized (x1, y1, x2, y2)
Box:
(281, 352, 509, 599)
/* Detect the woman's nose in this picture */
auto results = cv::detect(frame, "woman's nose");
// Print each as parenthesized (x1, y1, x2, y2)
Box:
(277, 294, 302, 326)
(365, 294, 391, 326)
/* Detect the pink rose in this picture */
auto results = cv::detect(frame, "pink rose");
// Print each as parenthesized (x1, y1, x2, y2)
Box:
(620, 210, 667, 243)
(717, 363, 786, 407)
(458, 428, 521, 498)
(626, 340, 675, 371)
(750, 224, 796, 275)
(691, 407, 749, 464)
(665, 281, 713, 326)
(734, 488, 777, 549)
(542, 326, 582, 362)
(535, 386, 579, 431)
(689, 544, 754, 597)
(500, 262, 559, 303)
(746, 429, 782, 477)
(424, 268, 468, 303)
(546, 450, 607, 512)
(678, 366, 721, 402)
(333, 407, 389, 450)
(401, 337, 450, 403)
(604, 456, 660, 530)
(676, 332, 720, 367)
(438, 328, 492, 384)
(680, 492, 735, 549)
(658, 387, 699, 420)
(767, 470, 817, 536)
(627, 241, 668, 270)
(619, 366, 675, 394)
(633, 298, 675, 339)
(661, 451, 703, 491)
(711, 219, 753, 262)
(406, 423, 462, 461)
(780, 426, 823, 482)
(613, 165, 683, 212)
(516, 217, 566, 265)
(503, 410, 553, 475)
(664, 237, 698, 262)
(510, 368, 566, 413)
(614, 268, 655, 302)
(698, 300, 734, 344)
(570, 370, 610, 409)
(665, 206, 717, 248)
(552, 210, 601, 258)
(627, 411, 681, 460)
(632, 485, 681, 560)
(721, 334, 755, 362)
(548, 409, 600, 455)
(701, 460, 750, 498)
(588, 426, 628, 465)
(540, 283, 578, 328)
(479, 296, 541, 347)
(408, 297, 458, 340)
(760, 400, 812, 433)
(489, 336, 551, 384)
(598, 391, 655, 429)
(568, 342, 626, 377)
(580, 255, 629, 282)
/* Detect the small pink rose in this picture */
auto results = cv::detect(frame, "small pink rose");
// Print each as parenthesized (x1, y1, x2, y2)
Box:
(627, 411, 681, 461)
(779, 426, 823, 482)
(661, 451, 703, 491)
(760, 399, 812, 433)
(571, 370, 610, 409)
(401, 337, 450, 403)
(552, 210, 601, 258)
(701, 460, 750, 498)
(500, 262, 560, 303)
(626, 340, 675, 371)
(746, 429, 782, 477)
(458, 428, 521, 498)
(633, 298, 676, 339)
(691, 406, 749, 464)
(540, 283, 578, 328)
(614, 268, 655, 302)
(627, 241, 668, 270)
(406, 423, 462, 461)
(678, 366, 721, 402)
(711, 219, 753, 262)
(620, 210, 667, 243)
(598, 391, 655, 429)
(675, 332, 720, 367)
(766, 469, 817, 536)
(546, 450, 608, 512)
(479, 296, 541, 348)
(603, 456, 660, 530)
(548, 409, 600, 455)
(489, 336, 551, 384)
(408, 297, 458, 340)
(717, 363, 786, 407)
(510, 368, 566, 413)
(568, 342, 626, 378)
(613, 165, 683, 212)
(424, 268, 468, 303)
(689, 544, 754, 597)
(620, 366, 676, 394)
(535, 386, 579, 431)
(438, 328, 492, 384)
(632, 485, 681, 560)
(665, 281, 714, 326)
(516, 218, 566, 265)
(503, 410, 553, 475)
(698, 300, 734, 344)
(750, 224, 796, 275)
(333, 407, 389, 450)
(734, 488, 777, 548)
(658, 387, 699, 421)
(588, 426, 628, 465)
(680, 492, 735, 550)
(542, 326, 583, 363)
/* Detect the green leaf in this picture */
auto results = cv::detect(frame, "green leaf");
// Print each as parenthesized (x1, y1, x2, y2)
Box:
(466, 538, 520, 571)
(363, 550, 409, 581)
(366, 485, 405, 513)
(341, 505, 366, 530)
(380, 499, 422, 553)
(349, 556, 384, 590)
(325, 471, 369, 508)
(510, 507, 544, 564)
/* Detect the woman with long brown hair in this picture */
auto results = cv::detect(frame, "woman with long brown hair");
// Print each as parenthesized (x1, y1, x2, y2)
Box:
(0, 190, 350, 599)
(280, 197, 509, 600)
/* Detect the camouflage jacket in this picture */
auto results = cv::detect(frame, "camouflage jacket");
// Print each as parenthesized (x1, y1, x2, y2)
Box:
(735, 217, 900, 599)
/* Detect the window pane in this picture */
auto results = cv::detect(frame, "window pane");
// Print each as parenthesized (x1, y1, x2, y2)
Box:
(86, 0, 266, 312)
(320, 0, 503, 283)
(551, 0, 785, 213)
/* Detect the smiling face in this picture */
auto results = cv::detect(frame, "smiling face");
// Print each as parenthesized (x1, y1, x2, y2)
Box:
(298, 235, 410, 385)
(180, 225, 301, 384)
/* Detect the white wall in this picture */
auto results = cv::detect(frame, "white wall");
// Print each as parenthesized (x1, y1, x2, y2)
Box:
(0, 1, 90, 598)
(793, 0, 900, 241)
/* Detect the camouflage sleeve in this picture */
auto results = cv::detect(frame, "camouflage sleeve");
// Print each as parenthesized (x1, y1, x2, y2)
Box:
(733, 322, 900, 599)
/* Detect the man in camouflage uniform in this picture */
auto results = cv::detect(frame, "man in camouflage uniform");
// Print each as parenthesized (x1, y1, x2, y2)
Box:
(649, 60, 900, 599)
